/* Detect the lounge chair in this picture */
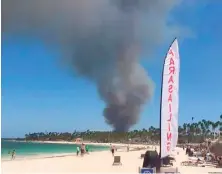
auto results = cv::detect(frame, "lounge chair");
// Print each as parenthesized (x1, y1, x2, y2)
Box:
(204, 160, 222, 168)
(218, 159, 222, 168)
(161, 167, 180, 173)
(181, 161, 197, 166)
(162, 156, 174, 167)
(216, 163, 222, 168)
(181, 159, 207, 167)
(112, 156, 122, 165)
(168, 156, 176, 162)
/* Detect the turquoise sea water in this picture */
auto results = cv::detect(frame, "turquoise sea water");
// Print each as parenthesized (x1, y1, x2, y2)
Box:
(1, 140, 109, 159)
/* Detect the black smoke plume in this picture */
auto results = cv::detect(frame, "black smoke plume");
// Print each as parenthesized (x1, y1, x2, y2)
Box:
(2, 0, 180, 131)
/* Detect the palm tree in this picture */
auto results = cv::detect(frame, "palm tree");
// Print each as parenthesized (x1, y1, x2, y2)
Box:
(202, 120, 210, 138)
(182, 123, 187, 135)
(197, 121, 203, 134)
(200, 122, 206, 138)
(187, 123, 191, 133)
(220, 115, 222, 139)
(141, 128, 147, 137)
(220, 126, 222, 139)
(211, 122, 218, 140)
(178, 126, 183, 135)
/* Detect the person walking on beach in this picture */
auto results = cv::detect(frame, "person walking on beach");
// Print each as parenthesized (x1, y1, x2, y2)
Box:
(11, 149, 16, 160)
(76, 146, 80, 156)
(111, 145, 115, 156)
(8, 150, 11, 159)
(80, 143, 84, 157)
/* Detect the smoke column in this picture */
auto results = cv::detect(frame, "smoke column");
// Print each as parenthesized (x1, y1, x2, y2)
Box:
(2, 0, 180, 131)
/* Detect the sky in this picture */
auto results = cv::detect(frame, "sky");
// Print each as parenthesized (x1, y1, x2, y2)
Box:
(2, 1, 222, 138)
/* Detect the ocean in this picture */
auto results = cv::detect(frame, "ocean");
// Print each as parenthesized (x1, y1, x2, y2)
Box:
(1, 140, 109, 160)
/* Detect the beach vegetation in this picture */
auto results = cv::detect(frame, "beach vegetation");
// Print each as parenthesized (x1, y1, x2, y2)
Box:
(18, 118, 222, 144)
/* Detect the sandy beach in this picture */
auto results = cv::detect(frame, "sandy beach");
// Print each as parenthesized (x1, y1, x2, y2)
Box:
(2, 144, 222, 174)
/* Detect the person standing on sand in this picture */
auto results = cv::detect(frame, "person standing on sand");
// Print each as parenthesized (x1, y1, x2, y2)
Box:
(111, 145, 115, 156)
(11, 150, 16, 160)
(76, 146, 80, 156)
(80, 143, 84, 157)
(8, 151, 11, 159)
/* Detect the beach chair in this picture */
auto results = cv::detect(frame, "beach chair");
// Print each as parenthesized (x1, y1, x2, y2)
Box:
(216, 162, 222, 168)
(112, 156, 122, 165)
(140, 154, 145, 159)
(162, 156, 174, 167)
(160, 167, 179, 173)
(168, 156, 176, 162)
(181, 161, 196, 166)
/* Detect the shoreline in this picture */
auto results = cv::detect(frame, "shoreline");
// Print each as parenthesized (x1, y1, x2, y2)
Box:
(10, 140, 151, 147)
(6, 140, 151, 149)
(2, 141, 150, 162)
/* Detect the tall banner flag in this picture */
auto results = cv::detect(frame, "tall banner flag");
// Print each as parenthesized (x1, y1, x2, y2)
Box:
(160, 38, 180, 158)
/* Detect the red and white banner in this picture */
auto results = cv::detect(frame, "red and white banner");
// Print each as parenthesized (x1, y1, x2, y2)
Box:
(160, 38, 180, 158)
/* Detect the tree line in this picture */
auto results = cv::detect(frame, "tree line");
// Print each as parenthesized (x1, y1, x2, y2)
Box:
(24, 117, 222, 144)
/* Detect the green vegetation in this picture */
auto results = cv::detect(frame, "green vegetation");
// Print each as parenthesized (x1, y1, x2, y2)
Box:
(23, 117, 222, 144)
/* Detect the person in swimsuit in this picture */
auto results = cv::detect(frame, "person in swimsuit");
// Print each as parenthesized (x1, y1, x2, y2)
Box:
(80, 144, 84, 156)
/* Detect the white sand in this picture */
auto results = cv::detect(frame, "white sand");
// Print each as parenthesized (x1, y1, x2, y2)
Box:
(2, 144, 222, 174)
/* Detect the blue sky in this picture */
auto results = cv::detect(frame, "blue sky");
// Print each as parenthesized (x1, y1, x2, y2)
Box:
(2, 2, 222, 138)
